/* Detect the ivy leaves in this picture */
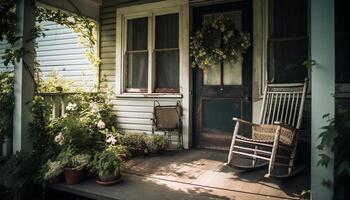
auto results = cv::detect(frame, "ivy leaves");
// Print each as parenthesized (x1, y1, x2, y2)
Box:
(317, 106, 350, 188)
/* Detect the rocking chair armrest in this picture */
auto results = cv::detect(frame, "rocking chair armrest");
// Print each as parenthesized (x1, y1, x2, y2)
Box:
(232, 117, 259, 126)
(273, 121, 295, 131)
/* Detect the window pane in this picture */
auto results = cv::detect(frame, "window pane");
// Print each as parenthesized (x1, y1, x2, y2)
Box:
(223, 61, 242, 85)
(335, 0, 350, 83)
(127, 17, 148, 50)
(127, 52, 148, 89)
(335, 35, 350, 83)
(268, 40, 308, 83)
(203, 64, 221, 85)
(271, 0, 307, 38)
(155, 51, 179, 90)
(155, 13, 179, 49)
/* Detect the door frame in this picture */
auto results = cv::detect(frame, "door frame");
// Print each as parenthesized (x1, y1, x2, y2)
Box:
(191, 0, 253, 149)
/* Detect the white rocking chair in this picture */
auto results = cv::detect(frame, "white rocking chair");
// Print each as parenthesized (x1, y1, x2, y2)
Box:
(226, 79, 308, 178)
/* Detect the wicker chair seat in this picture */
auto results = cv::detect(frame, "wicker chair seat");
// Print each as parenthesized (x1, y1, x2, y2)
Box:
(252, 124, 294, 146)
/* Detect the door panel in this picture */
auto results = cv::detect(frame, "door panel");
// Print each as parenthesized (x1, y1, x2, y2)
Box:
(193, 1, 252, 149)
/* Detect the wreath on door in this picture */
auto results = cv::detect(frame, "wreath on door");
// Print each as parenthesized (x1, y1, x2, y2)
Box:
(190, 16, 251, 69)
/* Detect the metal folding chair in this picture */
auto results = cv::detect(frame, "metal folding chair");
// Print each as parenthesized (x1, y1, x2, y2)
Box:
(151, 100, 183, 149)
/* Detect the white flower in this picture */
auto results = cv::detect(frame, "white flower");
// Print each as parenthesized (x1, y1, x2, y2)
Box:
(106, 134, 117, 145)
(90, 102, 99, 113)
(97, 120, 105, 129)
(66, 102, 77, 111)
(67, 16, 75, 23)
(54, 132, 64, 145)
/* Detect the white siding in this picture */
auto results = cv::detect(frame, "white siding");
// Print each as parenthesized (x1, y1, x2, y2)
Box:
(0, 40, 12, 72)
(36, 21, 96, 90)
(0, 21, 96, 90)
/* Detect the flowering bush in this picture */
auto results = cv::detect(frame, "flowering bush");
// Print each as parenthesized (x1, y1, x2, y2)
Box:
(190, 16, 251, 68)
(51, 92, 116, 153)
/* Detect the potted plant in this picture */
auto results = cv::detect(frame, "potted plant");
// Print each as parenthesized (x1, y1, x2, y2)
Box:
(57, 147, 91, 185)
(44, 160, 64, 184)
(90, 145, 127, 185)
(144, 134, 166, 154)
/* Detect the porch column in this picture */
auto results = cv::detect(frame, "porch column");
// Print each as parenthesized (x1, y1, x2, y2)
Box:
(13, 0, 36, 153)
(310, 0, 334, 199)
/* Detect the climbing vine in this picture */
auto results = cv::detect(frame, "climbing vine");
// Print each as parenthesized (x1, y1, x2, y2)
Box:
(0, 0, 100, 92)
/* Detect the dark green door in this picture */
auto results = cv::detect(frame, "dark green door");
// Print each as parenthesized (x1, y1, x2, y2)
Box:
(193, 1, 252, 149)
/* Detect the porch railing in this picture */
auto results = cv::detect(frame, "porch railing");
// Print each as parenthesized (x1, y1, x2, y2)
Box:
(1, 92, 81, 157)
(40, 92, 77, 119)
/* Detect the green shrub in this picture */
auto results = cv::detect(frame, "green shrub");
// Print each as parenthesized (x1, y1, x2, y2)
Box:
(0, 71, 14, 142)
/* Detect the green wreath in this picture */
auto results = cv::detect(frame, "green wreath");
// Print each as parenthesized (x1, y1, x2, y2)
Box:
(190, 16, 251, 69)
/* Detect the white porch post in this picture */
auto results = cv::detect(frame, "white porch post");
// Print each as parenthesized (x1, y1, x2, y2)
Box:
(310, 0, 334, 199)
(13, 0, 36, 153)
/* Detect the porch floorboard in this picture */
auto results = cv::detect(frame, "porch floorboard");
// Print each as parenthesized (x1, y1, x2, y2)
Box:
(51, 149, 309, 200)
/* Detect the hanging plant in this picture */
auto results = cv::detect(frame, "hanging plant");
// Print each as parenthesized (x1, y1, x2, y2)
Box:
(190, 16, 251, 69)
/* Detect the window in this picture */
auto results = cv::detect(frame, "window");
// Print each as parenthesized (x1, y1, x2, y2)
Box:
(202, 12, 243, 86)
(268, 0, 308, 83)
(126, 17, 148, 92)
(155, 13, 179, 93)
(335, 0, 350, 84)
(121, 11, 180, 94)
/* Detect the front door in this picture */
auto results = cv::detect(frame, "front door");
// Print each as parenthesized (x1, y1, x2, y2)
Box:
(193, 1, 252, 149)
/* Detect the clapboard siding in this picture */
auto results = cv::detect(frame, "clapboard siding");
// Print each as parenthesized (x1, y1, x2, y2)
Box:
(1, 21, 96, 90)
(0, 40, 12, 71)
(36, 21, 96, 90)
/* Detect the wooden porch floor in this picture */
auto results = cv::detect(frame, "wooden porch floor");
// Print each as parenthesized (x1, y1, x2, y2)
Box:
(51, 149, 309, 200)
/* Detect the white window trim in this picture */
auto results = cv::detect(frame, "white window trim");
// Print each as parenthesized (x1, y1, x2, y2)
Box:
(116, 0, 188, 96)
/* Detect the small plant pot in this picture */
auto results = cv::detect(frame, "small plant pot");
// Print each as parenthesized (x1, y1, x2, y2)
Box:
(48, 174, 63, 185)
(64, 168, 83, 185)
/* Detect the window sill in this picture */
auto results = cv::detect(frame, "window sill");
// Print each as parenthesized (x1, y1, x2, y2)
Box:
(116, 93, 183, 98)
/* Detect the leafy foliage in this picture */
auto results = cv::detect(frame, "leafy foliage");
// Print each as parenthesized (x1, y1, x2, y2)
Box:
(0, 71, 14, 141)
(37, 71, 74, 93)
(89, 145, 127, 177)
(317, 106, 350, 194)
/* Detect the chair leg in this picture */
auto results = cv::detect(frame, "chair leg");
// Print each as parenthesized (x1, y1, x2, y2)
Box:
(252, 145, 258, 166)
(265, 126, 281, 178)
(288, 133, 298, 176)
(226, 122, 240, 165)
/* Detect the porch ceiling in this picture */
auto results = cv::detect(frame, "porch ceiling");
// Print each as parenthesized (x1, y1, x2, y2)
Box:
(37, 0, 102, 20)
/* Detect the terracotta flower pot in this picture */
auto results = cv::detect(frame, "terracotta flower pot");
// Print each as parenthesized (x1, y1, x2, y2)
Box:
(64, 168, 83, 185)
(48, 174, 62, 185)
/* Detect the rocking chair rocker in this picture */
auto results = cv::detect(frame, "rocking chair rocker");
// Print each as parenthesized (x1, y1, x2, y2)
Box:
(225, 79, 308, 178)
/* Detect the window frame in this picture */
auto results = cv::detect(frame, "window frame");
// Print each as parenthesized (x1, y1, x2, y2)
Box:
(117, 5, 183, 95)
(266, 0, 310, 84)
